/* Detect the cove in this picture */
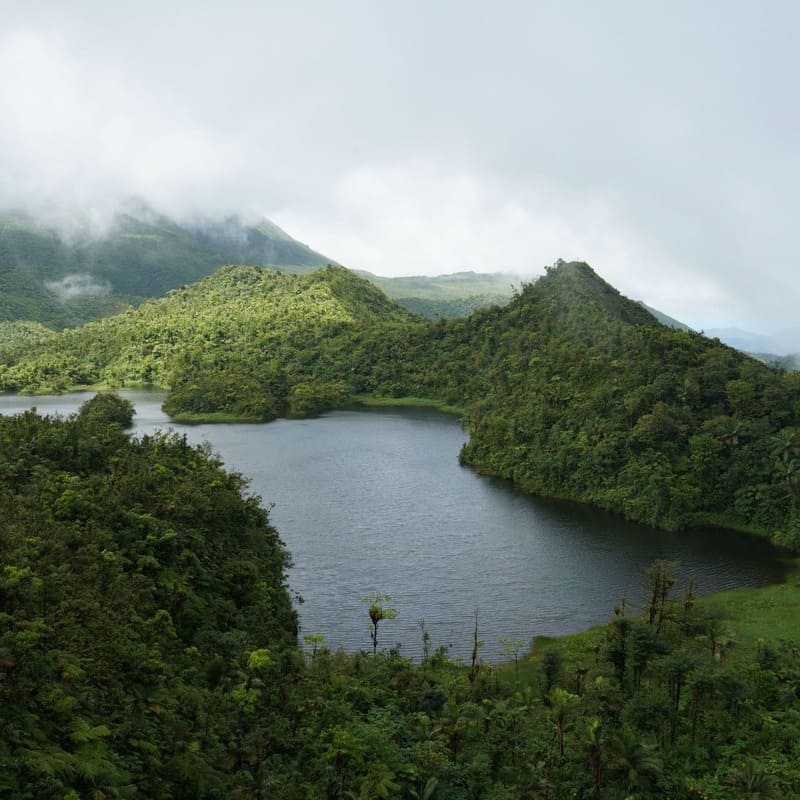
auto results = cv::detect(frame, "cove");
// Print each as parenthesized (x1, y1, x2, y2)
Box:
(0, 390, 788, 661)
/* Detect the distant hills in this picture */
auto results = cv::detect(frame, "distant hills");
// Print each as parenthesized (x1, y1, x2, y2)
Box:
(356, 269, 515, 319)
(704, 326, 800, 358)
(0, 202, 516, 328)
(637, 305, 800, 369)
(693, 327, 800, 371)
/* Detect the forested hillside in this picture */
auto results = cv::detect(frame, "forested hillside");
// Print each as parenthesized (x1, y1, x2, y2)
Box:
(4, 260, 800, 547)
(0, 394, 298, 797)
(0, 265, 418, 419)
(458, 263, 800, 546)
(2, 396, 800, 798)
(0, 204, 333, 328)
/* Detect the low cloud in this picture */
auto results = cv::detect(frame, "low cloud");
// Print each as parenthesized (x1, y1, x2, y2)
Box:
(44, 274, 111, 301)
(274, 161, 736, 330)
(0, 30, 249, 222)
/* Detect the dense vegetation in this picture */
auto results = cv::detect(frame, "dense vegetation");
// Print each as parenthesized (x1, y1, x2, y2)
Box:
(0, 266, 416, 417)
(0, 395, 297, 797)
(458, 264, 800, 546)
(2, 396, 799, 798)
(4, 261, 800, 547)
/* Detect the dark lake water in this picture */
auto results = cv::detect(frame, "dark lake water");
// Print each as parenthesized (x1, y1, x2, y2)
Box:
(0, 391, 789, 660)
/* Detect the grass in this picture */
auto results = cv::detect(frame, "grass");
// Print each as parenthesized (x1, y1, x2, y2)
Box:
(702, 558, 800, 649)
(494, 558, 800, 687)
(167, 411, 266, 424)
(688, 510, 775, 542)
(169, 394, 467, 424)
(348, 394, 464, 416)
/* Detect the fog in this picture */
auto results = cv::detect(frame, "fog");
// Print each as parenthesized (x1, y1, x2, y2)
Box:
(3, 1, 799, 332)
(44, 274, 111, 301)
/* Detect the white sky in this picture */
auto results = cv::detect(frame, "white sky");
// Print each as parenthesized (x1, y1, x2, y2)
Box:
(2, 1, 798, 331)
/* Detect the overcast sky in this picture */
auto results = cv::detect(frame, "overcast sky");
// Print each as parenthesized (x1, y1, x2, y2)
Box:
(2, 1, 798, 331)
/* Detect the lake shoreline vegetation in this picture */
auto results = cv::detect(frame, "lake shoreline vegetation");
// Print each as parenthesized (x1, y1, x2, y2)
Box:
(3, 260, 800, 549)
(0, 396, 798, 797)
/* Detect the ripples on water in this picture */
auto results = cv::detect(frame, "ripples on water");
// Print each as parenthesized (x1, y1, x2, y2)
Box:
(0, 392, 788, 660)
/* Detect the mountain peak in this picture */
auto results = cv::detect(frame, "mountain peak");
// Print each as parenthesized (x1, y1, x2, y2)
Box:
(529, 260, 658, 327)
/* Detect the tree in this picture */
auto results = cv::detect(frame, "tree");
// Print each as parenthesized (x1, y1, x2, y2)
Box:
(549, 688, 578, 760)
(499, 637, 525, 686)
(583, 718, 604, 798)
(608, 728, 662, 794)
(304, 633, 326, 661)
(725, 759, 780, 799)
(644, 559, 678, 630)
(362, 593, 397, 655)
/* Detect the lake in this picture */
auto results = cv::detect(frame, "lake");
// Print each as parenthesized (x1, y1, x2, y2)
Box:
(0, 390, 789, 660)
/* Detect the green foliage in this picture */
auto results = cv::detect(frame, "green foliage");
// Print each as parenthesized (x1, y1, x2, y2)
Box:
(362, 592, 398, 655)
(5, 258, 800, 546)
(75, 391, 135, 428)
(2, 398, 800, 796)
(1, 264, 417, 413)
(0, 396, 297, 797)
(0, 320, 57, 351)
(456, 262, 800, 546)
(391, 293, 511, 319)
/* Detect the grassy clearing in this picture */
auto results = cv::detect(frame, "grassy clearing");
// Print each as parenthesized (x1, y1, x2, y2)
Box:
(494, 558, 800, 688)
(702, 558, 800, 649)
(348, 394, 464, 416)
(168, 394, 466, 424)
(168, 411, 265, 424)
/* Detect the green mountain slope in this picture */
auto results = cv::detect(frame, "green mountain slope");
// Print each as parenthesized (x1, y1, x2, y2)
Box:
(0, 203, 519, 328)
(0, 265, 418, 417)
(356, 269, 516, 318)
(5, 260, 800, 545)
(456, 263, 800, 541)
(0, 204, 335, 328)
(0, 320, 58, 351)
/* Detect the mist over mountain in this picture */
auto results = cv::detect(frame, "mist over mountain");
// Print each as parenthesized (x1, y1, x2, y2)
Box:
(0, 201, 521, 327)
(0, 200, 336, 328)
